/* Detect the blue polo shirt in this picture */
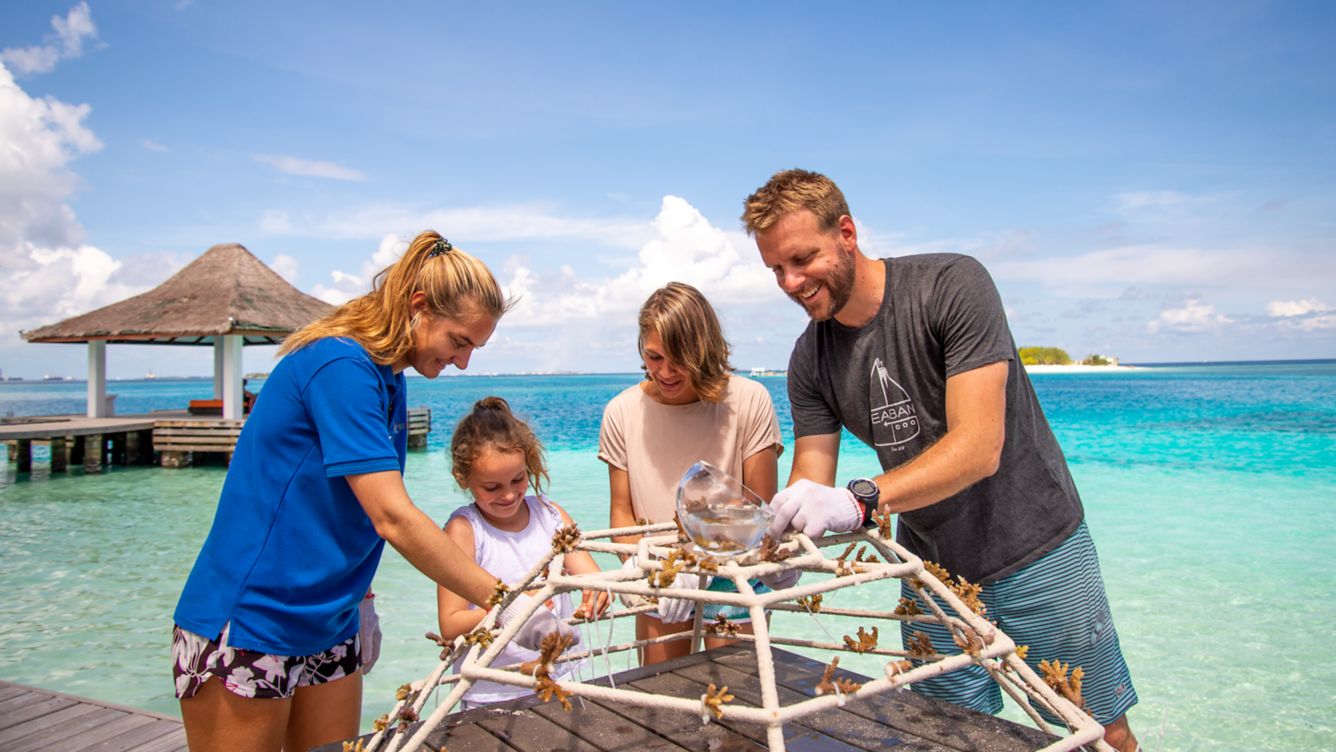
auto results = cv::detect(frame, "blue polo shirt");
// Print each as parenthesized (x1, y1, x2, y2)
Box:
(174, 337, 408, 655)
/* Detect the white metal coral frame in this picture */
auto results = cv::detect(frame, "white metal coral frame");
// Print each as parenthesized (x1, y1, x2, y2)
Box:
(366, 522, 1112, 752)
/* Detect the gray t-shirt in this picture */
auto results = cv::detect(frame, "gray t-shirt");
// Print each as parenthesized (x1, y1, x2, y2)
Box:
(787, 254, 1083, 582)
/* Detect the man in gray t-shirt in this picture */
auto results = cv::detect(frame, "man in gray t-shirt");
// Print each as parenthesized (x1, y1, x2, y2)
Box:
(742, 169, 1139, 752)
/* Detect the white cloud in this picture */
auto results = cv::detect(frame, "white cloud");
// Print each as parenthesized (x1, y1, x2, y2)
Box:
(1267, 298, 1336, 331)
(498, 195, 779, 328)
(256, 202, 651, 250)
(0, 2, 97, 76)
(990, 244, 1295, 293)
(0, 61, 152, 341)
(1146, 298, 1233, 335)
(1267, 298, 1328, 317)
(141, 138, 167, 152)
(1114, 190, 1214, 212)
(312, 234, 407, 303)
(252, 153, 367, 181)
(269, 253, 299, 284)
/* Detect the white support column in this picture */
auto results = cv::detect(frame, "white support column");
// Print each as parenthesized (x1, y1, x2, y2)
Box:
(222, 335, 245, 420)
(213, 337, 225, 398)
(87, 340, 107, 418)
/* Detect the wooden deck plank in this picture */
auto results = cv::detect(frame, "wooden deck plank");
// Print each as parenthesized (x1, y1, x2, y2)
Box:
(0, 701, 101, 747)
(672, 656, 951, 751)
(715, 650, 1057, 752)
(477, 707, 604, 751)
(37, 713, 153, 750)
(0, 694, 79, 731)
(626, 670, 857, 752)
(0, 683, 30, 702)
(82, 717, 185, 752)
(0, 691, 50, 715)
(0, 680, 186, 752)
(530, 697, 693, 751)
(5, 707, 125, 752)
(132, 726, 189, 752)
(410, 720, 522, 752)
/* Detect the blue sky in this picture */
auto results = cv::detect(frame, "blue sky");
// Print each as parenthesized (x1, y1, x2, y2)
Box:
(2, 1, 1333, 379)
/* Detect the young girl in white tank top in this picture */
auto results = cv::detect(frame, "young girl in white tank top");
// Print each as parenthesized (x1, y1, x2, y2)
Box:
(437, 397, 609, 708)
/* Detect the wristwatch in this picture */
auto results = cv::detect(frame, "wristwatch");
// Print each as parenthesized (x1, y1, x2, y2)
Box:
(846, 478, 880, 527)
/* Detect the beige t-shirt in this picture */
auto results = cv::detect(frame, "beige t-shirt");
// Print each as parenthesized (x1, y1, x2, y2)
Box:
(598, 375, 783, 524)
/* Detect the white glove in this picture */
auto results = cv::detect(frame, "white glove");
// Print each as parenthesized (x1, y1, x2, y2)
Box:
(500, 593, 581, 651)
(767, 479, 862, 539)
(358, 595, 381, 675)
(757, 567, 801, 591)
(655, 570, 709, 624)
(618, 557, 648, 609)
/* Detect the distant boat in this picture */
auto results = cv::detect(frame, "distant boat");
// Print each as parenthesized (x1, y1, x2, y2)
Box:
(747, 367, 786, 377)
(145, 370, 157, 379)
(42, 374, 72, 381)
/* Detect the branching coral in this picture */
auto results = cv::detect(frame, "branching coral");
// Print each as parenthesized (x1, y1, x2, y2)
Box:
(710, 613, 741, 637)
(551, 523, 582, 554)
(815, 657, 863, 695)
(702, 683, 735, 719)
(463, 627, 494, 648)
(1039, 659, 1086, 710)
(893, 597, 922, 616)
(796, 594, 823, 613)
(905, 631, 937, 660)
(842, 626, 879, 653)
(485, 581, 511, 608)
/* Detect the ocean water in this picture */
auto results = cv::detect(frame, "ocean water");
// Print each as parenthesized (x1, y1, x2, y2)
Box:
(1, 362, 1333, 750)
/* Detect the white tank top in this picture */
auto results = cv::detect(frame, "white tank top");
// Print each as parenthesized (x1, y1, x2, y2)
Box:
(448, 495, 584, 704)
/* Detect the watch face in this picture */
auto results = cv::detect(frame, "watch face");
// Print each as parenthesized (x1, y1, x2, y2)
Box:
(848, 478, 878, 502)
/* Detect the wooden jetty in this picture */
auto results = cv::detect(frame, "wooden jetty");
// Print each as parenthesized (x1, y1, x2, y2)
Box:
(320, 646, 1056, 752)
(0, 679, 185, 752)
(3, 407, 433, 473)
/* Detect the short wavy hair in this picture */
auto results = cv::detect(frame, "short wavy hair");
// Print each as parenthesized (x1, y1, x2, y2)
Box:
(741, 168, 850, 236)
(638, 282, 733, 403)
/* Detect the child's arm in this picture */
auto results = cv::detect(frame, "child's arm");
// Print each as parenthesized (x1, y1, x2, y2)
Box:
(551, 501, 610, 619)
(436, 517, 488, 641)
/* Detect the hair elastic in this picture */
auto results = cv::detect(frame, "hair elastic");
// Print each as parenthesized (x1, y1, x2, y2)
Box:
(427, 238, 453, 258)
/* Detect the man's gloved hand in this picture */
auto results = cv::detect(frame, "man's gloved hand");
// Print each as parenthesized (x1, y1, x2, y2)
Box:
(767, 479, 862, 539)
(500, 593, 582, 651)
(655, 570, 709, 625)
(358, 594, 381, 675)
(757, 567, 801, 591)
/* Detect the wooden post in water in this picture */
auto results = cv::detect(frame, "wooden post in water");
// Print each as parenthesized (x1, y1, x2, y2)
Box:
(16, 440, 31, 473)
(50, 437, 67, 473)
(84, 434, 103, 473)
(126, 430, 142, 465)
(110, 433, 127, 466)
(70, 435, 85, 466)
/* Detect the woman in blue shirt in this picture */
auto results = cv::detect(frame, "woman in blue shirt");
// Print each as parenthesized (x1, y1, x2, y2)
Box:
(172, 231, 569, 752)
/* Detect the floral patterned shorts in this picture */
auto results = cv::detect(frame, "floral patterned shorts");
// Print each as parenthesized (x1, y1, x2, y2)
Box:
(172, 622, 360, 700)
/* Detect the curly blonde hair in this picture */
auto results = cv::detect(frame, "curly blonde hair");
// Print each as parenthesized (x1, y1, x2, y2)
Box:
(450, 397, 549, 496)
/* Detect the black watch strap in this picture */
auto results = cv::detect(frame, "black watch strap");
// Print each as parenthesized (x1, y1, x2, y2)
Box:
(846, 478, 880, 527)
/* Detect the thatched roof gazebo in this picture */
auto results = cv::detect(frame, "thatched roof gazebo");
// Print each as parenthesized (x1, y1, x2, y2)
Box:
(22, 243, 334, 419)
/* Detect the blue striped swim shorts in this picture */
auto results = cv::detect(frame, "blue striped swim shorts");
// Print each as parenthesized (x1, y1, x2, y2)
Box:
(700, 577, 771, 623)
(899, 522, 1138, 725)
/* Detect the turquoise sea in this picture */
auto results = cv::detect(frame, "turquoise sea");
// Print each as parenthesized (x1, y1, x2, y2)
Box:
(1, 362, 1333, 750)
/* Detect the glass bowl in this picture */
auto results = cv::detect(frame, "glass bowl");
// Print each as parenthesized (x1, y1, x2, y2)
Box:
(675, 460, 774, 557)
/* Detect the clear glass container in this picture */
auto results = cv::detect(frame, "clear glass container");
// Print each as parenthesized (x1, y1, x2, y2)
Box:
(675, 460, 774, 557)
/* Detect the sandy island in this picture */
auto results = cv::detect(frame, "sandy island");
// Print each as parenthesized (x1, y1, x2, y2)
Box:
(1023, 364, 1145, 373)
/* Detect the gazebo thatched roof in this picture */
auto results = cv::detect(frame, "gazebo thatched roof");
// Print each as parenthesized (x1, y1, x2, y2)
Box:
(22, 243, 335, 345)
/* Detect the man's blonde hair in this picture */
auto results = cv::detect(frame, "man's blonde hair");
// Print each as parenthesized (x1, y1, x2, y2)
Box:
(639, 282, 733, 403)
(279, 230, 513, 364)
(741, 168, 850, 236)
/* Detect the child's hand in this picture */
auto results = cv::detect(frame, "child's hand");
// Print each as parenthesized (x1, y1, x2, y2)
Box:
(575, 589, 610, 620)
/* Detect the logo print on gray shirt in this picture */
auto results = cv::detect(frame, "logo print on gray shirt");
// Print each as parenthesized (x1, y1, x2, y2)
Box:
(870, 358, 920, 447)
